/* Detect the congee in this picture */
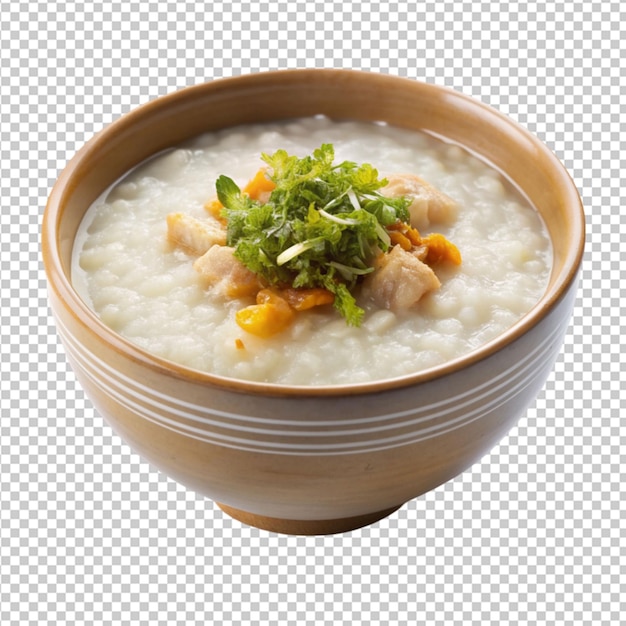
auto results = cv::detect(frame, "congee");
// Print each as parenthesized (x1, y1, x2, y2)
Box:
(72, 117, 551, 385)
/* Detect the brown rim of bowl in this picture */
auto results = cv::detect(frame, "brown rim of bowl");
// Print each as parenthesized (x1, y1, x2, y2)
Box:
(42, 69, 585, 399)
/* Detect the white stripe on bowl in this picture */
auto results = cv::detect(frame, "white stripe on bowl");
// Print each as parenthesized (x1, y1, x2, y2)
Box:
(55, 312, 564, 429)
(54, 314, 565, 455)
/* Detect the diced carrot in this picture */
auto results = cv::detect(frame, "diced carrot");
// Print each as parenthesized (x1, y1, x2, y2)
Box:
(204, 198, 225, 223)
(235, 338, 246, 350)
(405, 225, 422, 246)
(242, 168, 276, 201)
(387, 222, 422, 246)
(281, 287, 335, 311)
(235, 289, 295, 337)
(388, 230, 413, 251)
(421, 233, 462, 265)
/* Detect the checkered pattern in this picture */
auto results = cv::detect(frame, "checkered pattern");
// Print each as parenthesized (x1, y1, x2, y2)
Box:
(1, 1, 622, 625)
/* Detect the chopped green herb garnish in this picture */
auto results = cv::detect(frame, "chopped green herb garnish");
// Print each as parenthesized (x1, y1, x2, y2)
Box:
(216, 144, 411, 325)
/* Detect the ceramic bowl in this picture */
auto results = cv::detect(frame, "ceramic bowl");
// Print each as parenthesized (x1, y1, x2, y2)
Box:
(42, 70, 584, 534)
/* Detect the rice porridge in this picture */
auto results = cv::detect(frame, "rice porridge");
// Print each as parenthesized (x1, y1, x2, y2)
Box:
(72, 117, 552, 385)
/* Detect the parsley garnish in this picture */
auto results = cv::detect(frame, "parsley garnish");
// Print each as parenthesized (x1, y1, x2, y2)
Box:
(216, 144, 410, 326)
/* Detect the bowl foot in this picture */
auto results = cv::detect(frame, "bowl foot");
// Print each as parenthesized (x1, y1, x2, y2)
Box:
(217, 502, 402, 535)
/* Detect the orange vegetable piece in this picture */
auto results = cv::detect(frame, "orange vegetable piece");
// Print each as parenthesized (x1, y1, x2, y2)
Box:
(205, 168, 274, 221)
(387, 222, 422, 247)
(405, 225, 422, 246)
(421, 233, 462, 265)
(281, 287, 335, 311)
(204, 198, 225, 223)
(235, 289, 295, 337)
(242, 168, 276, 201)
(388, 230, 413, 251)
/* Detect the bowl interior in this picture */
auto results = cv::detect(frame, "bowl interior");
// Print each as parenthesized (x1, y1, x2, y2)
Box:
(44, 69, 584, 391)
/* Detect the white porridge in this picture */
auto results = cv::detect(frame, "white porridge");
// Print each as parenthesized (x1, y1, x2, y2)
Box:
(72, 117, 552, 385)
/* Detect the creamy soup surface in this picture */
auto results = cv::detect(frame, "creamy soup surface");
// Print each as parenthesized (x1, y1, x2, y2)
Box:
(72, 117, 552, 385)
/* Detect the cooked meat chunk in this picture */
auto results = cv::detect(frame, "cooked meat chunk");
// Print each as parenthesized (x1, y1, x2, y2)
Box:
(382, 173, 457, 230)
(166, 212, 226, 255)
(193, 245, 262, 298)
(362, 245, 441, 310)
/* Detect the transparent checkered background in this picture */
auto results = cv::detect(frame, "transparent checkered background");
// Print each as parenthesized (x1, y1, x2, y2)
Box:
(1, 2, 622, 624)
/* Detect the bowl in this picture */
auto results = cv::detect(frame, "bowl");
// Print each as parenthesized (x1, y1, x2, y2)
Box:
(42, 69, 584, 535)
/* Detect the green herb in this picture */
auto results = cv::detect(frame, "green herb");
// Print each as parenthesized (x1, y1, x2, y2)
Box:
(216, 143, 410, 325)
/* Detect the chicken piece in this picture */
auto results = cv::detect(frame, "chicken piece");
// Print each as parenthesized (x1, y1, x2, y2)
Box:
(362, 245, 441, 310)
(166, 212, 226, 255)
(382, 174, 457, 230)
(193, 245, 262, 298)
